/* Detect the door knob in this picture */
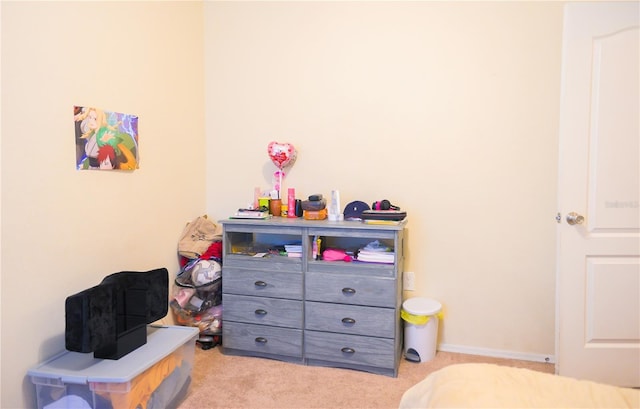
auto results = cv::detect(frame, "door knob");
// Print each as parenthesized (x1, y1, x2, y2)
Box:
(566, 212, 585, 225)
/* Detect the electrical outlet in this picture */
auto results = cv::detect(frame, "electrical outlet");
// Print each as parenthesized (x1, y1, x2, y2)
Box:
(403, 271, 415, 291)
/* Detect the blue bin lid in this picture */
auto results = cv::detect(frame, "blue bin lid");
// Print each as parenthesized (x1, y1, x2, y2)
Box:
(27, 325, 198, 385)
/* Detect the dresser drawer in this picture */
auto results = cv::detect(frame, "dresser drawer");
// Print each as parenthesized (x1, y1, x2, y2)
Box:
(223, 322, 303, 357)
(224, 294, 303, 328)
(223, 267, 303, 299)
(304, 331, 395, 368)
(306, 272, 396, 307)
(305, 302, 395, 338)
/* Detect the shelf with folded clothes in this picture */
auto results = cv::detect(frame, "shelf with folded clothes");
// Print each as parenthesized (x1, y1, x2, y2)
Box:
(309, 234, 396, 264)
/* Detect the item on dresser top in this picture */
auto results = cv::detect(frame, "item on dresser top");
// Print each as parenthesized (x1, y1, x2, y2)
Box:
(232, 207, 270, 219)
(371, 199, 401, 211)
(269, 198, 282, 216)
(327, 190, 344, 221)
(303, 208, 327, 220)
(363, 219, 404, 225)
(287, 188, 297, 218)
(301, 198, 327, 211)
(361, 210, 407, 221)
(295, 199, 304, 217)
(267, 142, 297, 200)
(343, 201, 371, 220)
(258, 196, 270, 209)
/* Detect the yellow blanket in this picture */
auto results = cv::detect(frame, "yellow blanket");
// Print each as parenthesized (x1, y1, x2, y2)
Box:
(399, 363, 639, 408)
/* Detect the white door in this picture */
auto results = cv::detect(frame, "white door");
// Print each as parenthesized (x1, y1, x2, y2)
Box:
(556, 2, 640, 387)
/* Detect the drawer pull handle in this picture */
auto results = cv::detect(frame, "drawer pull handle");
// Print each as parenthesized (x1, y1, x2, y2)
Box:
(255, 337, 268, 344)
(341, 347, 355, 354)
(341, 317, 356, 324)
(255, 309, 268, 315)
(341, 287, 356, 295)
(254, 280, 267, 287)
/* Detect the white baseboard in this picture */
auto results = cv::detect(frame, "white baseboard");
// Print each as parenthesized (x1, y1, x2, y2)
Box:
(438, 343, 555, 364)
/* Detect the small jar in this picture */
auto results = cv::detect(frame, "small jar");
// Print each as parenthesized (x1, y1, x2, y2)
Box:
(269, 199, 282, 216)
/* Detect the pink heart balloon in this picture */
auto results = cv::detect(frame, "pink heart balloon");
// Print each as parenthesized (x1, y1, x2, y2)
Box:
(267, 141, 297, 169)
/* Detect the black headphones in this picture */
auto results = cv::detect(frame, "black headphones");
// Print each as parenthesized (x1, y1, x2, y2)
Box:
(371, 200, 400, 211)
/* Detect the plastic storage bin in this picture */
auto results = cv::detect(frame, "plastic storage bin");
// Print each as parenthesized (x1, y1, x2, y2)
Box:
(28, 325, 199, 409)
(402, 297, 442, 363)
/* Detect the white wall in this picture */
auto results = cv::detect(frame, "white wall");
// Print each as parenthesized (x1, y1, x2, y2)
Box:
(1, 2, 205, 407)
(205, 1, 562, 360)
(0, 2, 3, 403)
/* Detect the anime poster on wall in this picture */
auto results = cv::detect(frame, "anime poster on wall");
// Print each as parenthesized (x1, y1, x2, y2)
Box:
(74, 106, 139, 170)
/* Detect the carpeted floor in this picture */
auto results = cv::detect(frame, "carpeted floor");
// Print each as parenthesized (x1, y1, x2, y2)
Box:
(177, 345, 554, 409)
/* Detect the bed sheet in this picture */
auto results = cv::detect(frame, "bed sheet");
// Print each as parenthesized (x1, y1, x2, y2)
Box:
(399, 363, 639, 408)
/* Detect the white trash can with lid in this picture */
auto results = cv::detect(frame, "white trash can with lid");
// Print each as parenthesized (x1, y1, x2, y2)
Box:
(402, 297, 442, 363)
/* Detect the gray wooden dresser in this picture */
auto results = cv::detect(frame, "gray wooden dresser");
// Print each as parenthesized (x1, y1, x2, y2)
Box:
(219, 217, 406, 377)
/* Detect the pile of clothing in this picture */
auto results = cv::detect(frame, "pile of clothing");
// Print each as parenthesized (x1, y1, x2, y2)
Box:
(170, 215, 223, 348)
(356, 240, 394, 264)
